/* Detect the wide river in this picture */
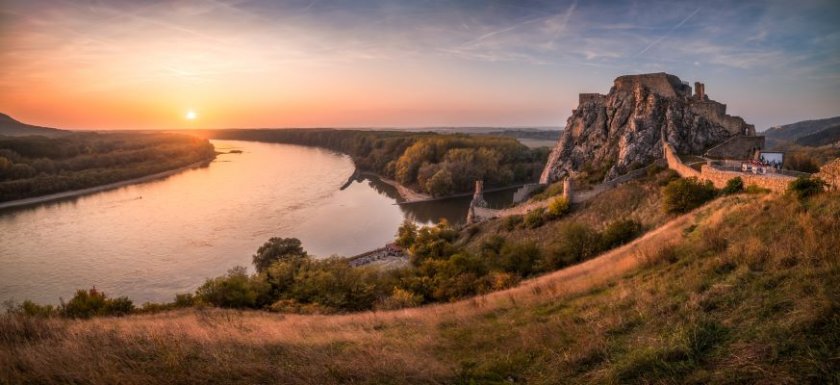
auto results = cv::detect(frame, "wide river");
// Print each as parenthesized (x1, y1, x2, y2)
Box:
(0, 140, 516, 304)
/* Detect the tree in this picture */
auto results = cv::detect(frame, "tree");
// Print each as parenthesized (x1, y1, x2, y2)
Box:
(252, 237, 308, 273)
(395, 219, 418, 248)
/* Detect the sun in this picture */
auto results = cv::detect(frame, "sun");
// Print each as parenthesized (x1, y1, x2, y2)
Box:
(185, 110, 197, 120)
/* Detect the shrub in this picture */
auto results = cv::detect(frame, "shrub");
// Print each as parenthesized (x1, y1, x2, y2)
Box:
(531, 182, 564, 201)
(252, 237, 308, 273)
(601, 219, 643, 250)
(63, 287, 134, 319)
(721, 177, 744, 195)
(524, 208, 546, 228)
(543, 223, 602, 269)
(662, 177, 718, 214)
(5, 300, 58, 318)
(195, 267, 269, 308)
(787, 176, 826, 200)
(504, 215, 523, 231)
(545, 196, 571, 220)
(377, 288, 423, 310)
(496, 241, 541, 277)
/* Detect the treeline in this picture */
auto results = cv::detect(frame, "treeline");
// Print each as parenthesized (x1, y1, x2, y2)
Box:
(0, 133, 215, 202)
(203, 129, 548, 197)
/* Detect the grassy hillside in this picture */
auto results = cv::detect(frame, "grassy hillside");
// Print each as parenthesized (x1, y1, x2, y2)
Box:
(2, 190, 837, 384)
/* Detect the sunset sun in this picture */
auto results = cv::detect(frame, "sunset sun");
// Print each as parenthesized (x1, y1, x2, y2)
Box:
(185, 110, 197, 120)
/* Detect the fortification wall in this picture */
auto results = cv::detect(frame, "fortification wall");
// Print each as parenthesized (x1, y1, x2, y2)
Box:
(663, 142, 701, 178)
(663, 141, 794, 193)
(579, 93, 606, 105)
(614, 73, 689, 98)
(690, 101, 727, 119)
(699, 166, 795, 192)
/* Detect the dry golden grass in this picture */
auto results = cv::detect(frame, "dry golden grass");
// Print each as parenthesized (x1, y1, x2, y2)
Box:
(2, 192, 838, 384)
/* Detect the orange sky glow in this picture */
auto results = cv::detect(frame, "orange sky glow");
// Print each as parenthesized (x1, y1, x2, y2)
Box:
(1, 1, 837, 130)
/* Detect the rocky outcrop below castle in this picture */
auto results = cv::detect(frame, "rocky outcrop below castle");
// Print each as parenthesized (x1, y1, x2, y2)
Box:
(541, 73, 755, 183)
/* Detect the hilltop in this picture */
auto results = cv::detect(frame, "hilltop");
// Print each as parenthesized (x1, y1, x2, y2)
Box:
(541, 73, 755, 184)
(0, 113, 67, 137)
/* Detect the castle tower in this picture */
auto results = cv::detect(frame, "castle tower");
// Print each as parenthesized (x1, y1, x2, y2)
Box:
(472, 180, 487, 207)
(694, 82, 705, 100)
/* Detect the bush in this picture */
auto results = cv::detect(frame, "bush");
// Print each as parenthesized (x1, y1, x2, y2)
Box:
(504, 215, 523, 231)
(524, 208, 546, 228)
(195, 267, 269, 308)
(545, 196, 571, 219)
(662, 177, 718, 214)
(531, 182, 564, 201)
(496, 241, 541, 277)
(377, 288, 424, 310)
(721, 177, 744, 195)
(63, 287, 134, 319)
(601, 219, 643, 250)
(252, 237, 308, 273)
(787, 176, 826, 200)
(543, 223, 602, 269)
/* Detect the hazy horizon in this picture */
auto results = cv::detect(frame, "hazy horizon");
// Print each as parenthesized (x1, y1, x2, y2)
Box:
(1, 0, 838, 131)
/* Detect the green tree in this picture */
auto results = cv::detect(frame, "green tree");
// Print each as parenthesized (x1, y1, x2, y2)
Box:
(395, 219, 418, 248)
(252, 237, 308, 273)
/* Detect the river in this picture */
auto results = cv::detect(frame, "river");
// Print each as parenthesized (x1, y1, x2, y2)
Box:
(0, 140, 517, 304)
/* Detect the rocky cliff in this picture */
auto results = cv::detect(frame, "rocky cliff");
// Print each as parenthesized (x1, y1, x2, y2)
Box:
(541, 73, 755, 183)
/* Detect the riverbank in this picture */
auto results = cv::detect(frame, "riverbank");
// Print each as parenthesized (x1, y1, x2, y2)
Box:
(0, 159, 214, 211)
(358, 171, 431, 202)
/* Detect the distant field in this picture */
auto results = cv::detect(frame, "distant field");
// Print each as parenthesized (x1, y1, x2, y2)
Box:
(516, 138, 558, 148)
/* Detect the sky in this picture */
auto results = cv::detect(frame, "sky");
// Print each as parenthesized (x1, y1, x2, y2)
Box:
(0, 0, 838, 130)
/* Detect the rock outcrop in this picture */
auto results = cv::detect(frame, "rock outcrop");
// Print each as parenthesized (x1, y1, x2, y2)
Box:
(541, 73, 755, 183)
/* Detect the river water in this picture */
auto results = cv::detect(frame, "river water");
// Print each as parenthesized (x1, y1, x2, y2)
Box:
(0, 140, 516, 304)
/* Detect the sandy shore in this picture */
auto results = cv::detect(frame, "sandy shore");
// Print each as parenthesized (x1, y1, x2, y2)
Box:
(0, 159, 213, 211)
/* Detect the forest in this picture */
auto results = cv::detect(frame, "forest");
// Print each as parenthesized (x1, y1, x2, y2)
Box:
(0, 132, 216, 202)
(201, 129, 549, 197)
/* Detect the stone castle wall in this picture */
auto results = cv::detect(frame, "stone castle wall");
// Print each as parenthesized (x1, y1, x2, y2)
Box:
(663, 142, 701, 178)
(663, 141, 795, 193)
(579, 93, 606, 105)
(614, 73, 690, 98)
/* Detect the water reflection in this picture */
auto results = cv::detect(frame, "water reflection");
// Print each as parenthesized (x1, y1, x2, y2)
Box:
(0, 140, 518, 304)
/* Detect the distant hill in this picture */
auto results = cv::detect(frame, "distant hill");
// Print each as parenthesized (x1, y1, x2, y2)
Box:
(0, 113, 67, 137)
(763, 116, 840, 147)
(794, 124, 840, 147)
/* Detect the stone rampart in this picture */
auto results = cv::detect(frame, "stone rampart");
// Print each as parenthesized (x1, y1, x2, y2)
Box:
(663, 141, 701, 178)
(663, 141, 795, 193)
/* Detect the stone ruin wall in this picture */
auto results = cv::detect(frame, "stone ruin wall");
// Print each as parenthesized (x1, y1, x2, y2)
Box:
(663, 142, 702, 178)
(663, 141, 795, 193)
(579, 93, 606, 105)
(613, 73, 691, 98)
